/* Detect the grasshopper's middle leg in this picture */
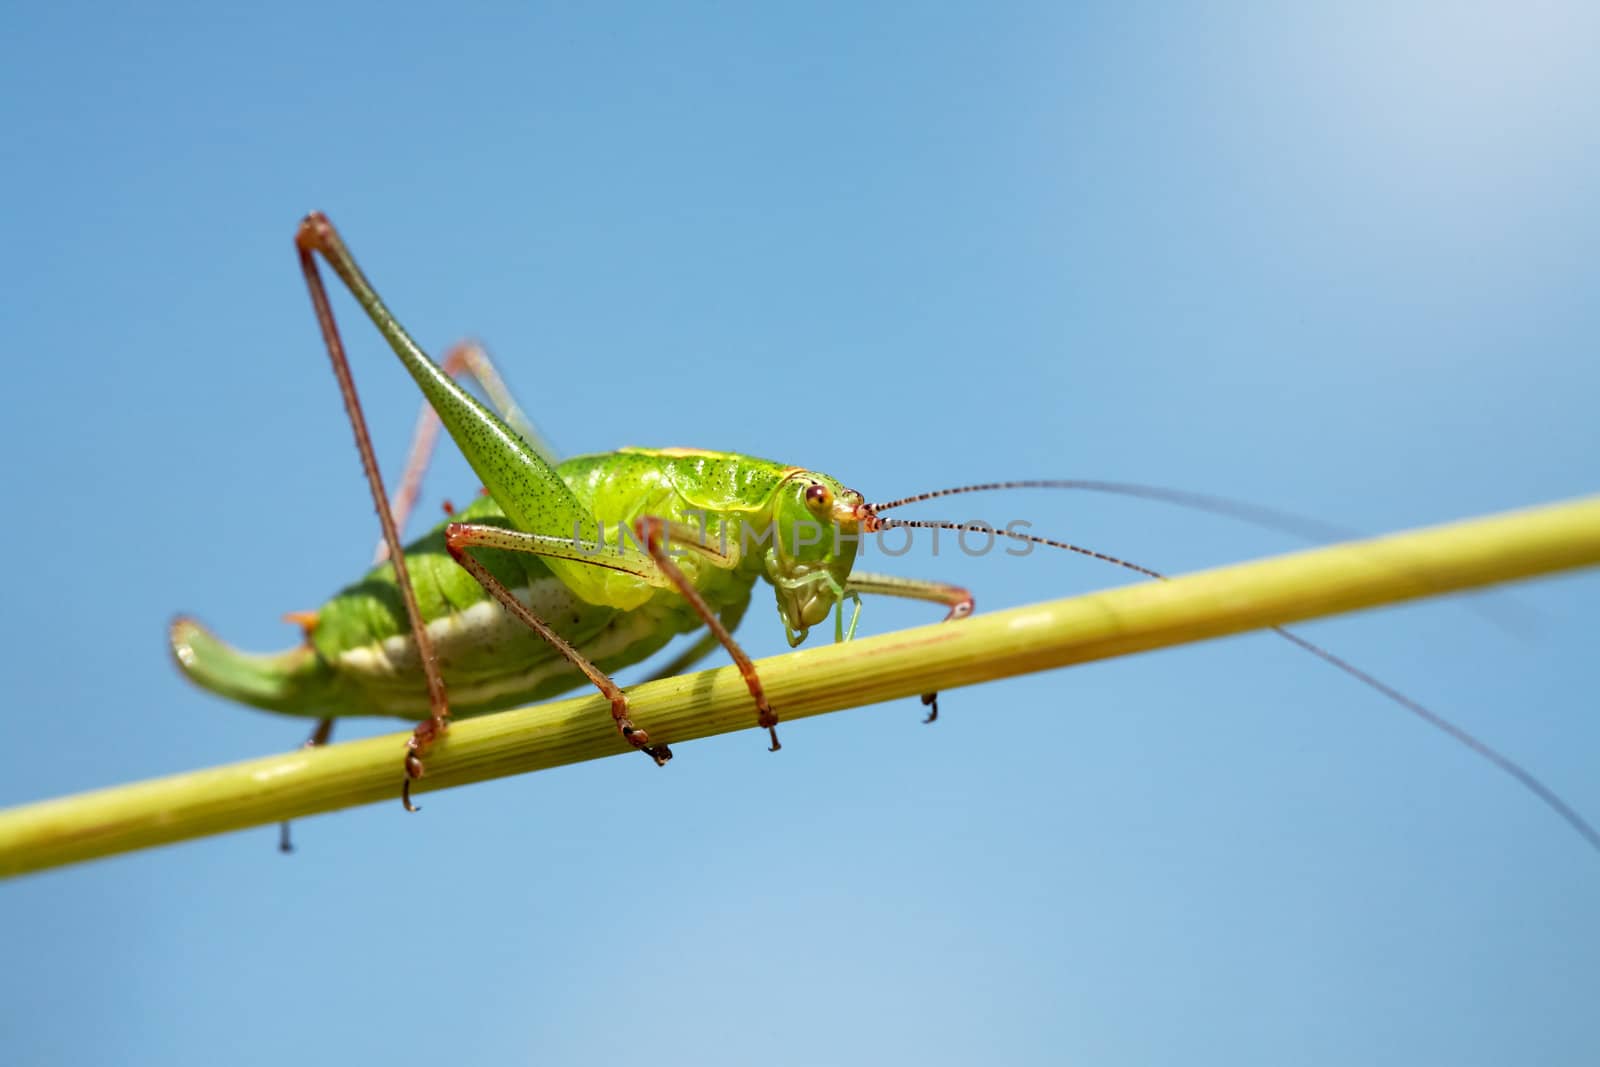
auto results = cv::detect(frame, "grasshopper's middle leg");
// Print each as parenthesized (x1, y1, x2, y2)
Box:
(445, 517, 777, 756)
(634, 517, 781, 750)
(443, 523, 673, 764)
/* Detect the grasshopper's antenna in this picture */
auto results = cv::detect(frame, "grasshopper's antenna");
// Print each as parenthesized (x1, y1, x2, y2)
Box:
(873, 480, 1355, 541)
(871, 518, 1163, 579)
(872, 480, 1532, 637)
(867, 515, 1600, 855)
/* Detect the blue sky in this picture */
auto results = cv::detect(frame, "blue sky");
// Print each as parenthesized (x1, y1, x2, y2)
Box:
(2, 3, 1597, 1064)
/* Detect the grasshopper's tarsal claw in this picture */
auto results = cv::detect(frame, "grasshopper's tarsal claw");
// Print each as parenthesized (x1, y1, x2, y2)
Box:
(622, 727, 673, 768)
(921, 692, 939, 724)
(401, 753, 424, 812)
(401, 718, 447, 813)
(616, 705, 673, 766)
(758, 707, 782, 752)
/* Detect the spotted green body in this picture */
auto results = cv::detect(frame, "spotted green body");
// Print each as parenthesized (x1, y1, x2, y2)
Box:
(172, 448, 862, 721)
(173, 211, 888, 793)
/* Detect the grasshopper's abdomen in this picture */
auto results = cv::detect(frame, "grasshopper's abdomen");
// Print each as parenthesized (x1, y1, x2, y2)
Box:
(174, 449, 781, 722)
(305, 494, 702, 719)
(175, 489, 734, 721)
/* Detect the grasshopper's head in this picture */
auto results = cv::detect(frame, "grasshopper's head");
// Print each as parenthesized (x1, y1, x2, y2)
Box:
(764, 471, 870, 644)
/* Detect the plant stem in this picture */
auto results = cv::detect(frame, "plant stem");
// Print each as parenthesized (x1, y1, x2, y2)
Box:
(3, 494, 1598, 878)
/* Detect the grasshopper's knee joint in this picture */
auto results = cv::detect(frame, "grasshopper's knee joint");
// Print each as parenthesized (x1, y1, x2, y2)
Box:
(443, 522, 473, 559)
(296, 211, 334, 247)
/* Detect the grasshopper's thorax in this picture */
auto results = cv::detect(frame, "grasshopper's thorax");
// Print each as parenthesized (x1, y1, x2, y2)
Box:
(755, 469, 866, 643)
(569, 449, 866, 640)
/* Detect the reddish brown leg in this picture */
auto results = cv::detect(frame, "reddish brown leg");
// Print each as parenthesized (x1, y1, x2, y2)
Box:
(282, 338, 476, 836)
(280, 342, 478, 838)
(642, 596, 751, 685)
(444, 524, 672, 765)
(296, 214, 451, 812)
(281, 343, 464, 842)
(635, 517, 781, 751)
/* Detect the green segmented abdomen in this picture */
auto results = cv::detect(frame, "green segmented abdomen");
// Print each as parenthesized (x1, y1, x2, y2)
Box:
(173, 452, 772, 722)
(324, 574, 699, 718)
(308, 495, 703, 718)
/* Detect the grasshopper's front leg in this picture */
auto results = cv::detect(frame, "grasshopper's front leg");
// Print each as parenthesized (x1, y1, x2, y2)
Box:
(845, 572, 974, 722)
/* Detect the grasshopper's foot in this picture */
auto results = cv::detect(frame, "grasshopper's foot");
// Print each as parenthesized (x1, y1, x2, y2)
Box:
(759, 707, 782, 752)
(401, 717, 448, 812)
(614, 698, 672, 766)
(921, 692, 939, 724)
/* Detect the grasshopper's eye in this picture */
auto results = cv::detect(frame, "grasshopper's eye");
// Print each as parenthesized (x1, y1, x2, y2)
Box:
(804, 482, 833, 514)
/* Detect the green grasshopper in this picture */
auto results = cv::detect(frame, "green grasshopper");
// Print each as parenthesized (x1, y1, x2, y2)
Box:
(171, 212, 1599, 853)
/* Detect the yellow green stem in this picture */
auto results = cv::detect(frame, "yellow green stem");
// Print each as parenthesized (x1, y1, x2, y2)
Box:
(3, 494, 1598, 878)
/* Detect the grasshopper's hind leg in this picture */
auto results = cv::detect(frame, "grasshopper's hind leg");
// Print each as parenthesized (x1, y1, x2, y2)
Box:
(276, 345, 511, 846)
(376, 341, 561, 562)
(845, 573, 975, 723)
(296, 218, 452, 812)
(298, 211, 664, 804)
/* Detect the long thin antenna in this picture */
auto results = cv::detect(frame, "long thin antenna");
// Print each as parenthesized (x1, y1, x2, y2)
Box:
(874, 519, 1162, 580)
(869, 516, 1600, 854)
(872, 480, 1354, 541)
(872, 479, 1532, 636)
